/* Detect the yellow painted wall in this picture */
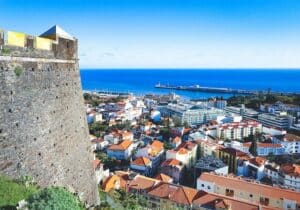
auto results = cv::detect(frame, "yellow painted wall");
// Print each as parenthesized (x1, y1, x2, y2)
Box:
(36, 37, 52, 50)
(7, 31, 26, 47)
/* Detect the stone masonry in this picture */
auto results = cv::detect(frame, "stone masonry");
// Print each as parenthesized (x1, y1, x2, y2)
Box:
(0, 27, 99, 206)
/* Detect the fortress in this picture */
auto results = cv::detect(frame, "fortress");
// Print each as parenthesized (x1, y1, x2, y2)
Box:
(0, 26, 99, 206)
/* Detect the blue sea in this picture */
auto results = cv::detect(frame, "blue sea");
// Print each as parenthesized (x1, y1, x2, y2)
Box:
(80, 69, 300, 99)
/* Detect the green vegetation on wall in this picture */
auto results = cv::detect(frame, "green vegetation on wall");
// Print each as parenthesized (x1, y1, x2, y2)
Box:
(0, 175, 38, 208)
(27, 187, 84, 210)
(14, 66, 23, 77)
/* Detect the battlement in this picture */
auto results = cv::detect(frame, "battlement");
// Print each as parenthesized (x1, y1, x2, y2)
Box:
(0, 25, 77, 60)
(0, 25, 99, 206)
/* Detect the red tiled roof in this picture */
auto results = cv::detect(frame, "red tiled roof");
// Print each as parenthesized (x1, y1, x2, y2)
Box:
(199, 173, 300, 203)
(108, 140, 132, 151)
(155, 173, 173, 183)
(93, 158, 101, 170)
(131, 157, 151, 166)
(284, 133, 300, 142)
(280, 164, 300, 177)
(243, 142, 282, 148)
(248, 157, 266, 167)
(161, 159, 181, 167)
(193, 191, 258, 210)
(148, 182, 198, 206)
(219, 147, 248, 157)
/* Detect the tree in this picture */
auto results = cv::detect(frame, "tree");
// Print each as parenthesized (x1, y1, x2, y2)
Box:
(183, 121, 189, 129)
(163, 141, 173, 150)
(159, 127, 170, 141)
(27, 187, 84, 210)
(249, 134, 258, 156)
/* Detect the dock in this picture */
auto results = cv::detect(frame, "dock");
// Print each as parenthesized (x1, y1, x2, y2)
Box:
(154, 83, 295, 95)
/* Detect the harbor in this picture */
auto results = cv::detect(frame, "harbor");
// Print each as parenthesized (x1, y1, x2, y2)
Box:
(154, 83, 296, 95)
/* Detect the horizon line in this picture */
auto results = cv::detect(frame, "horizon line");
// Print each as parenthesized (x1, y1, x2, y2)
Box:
(80, 67, 300, 70)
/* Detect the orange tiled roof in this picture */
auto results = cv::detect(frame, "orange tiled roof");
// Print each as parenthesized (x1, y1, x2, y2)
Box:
(283, 133, 300, 142)
(243, 142, 282, 148)
(280, 164, 300, 177)
(248, 157, 266, 167)
(193, 191, 258, 210)
(219, 147, 248, 157)
(161, 159, 181, 167)
(108, 140, 132, 151)
(102, 175, 120, 192)
(177, 148, 188, 155)
(131, 157, 151, 166)
(128, 176, 159, 191)
(199, 173, 300, 203)
(155, 173, 173, 182)
(114, 171, 160, 191)
(147, 182, 198, 206)
(151, 140, 164, 150)
(93, 158, 101, 170)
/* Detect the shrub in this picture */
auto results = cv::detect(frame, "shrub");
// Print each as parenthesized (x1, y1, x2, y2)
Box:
(27, 187, 84, 210)
(0, 175, 38, 208)
(14, 66, 23, 77)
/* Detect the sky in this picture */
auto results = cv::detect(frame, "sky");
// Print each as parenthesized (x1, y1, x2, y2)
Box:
(1, 0, 300, 68)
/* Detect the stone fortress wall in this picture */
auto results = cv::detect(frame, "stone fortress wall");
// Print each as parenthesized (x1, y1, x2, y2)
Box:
(0, 27, 99, 206)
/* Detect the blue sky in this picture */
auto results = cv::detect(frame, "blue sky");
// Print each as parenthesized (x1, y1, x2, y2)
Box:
(1, 0, 300, 68)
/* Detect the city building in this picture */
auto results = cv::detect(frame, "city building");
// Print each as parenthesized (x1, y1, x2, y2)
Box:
(104, 170, 260, 210)
(240, 157, 267, 180)
(107, 140, 134, 160)
(159, 103, 224, 125)
(159, 159, 184, 184)
(171, 136, 182, 148)
(154, 173, 173, 183)
(216, 121, 262, 141)
(166, 141, 198, 168)
(197, 172, 300, 209)
(93, 158, 109, 185)
(225, 105, 259, 120)
(264, 164, 280, 184)
(243, 142, 285, 156)
(258, 112, 294, 129)
(130, 157, 152, 176)
(194, 156, 228, 184)
(218, 148, 250, 173)
(196, 139, 224, 157)
(279, 164, 300, 192)
(273, 133, 300, 154)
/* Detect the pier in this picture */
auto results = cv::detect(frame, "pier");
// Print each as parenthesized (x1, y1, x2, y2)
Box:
(154, 83, 296, 95)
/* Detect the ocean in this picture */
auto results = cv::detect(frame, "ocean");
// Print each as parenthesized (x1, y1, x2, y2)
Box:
(80, 69, 300, 99)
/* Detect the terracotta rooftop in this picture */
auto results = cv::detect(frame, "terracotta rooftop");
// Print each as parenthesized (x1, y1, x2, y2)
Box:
(155, 173, 173, 183)
(248, 157, 266, 167)
(102, 175, 119, 192)
(219, 147, 248, 157)
(243, 142, 282, 148)
(161, 159, 181, 167)
(284, 133, 300, 142)
(108, 140, 132, 151)
(93, 158, 101, 170)
(199, 173, 300, 203)
(114, 171, 160, 191)
(280, 164, 300, 177)
(148, 182, 198, 206)
(131, 157, 151, 166)
(193, 191, 258, 210)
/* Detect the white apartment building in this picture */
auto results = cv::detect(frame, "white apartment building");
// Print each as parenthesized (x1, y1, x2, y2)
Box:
(216, 121, 262, 140)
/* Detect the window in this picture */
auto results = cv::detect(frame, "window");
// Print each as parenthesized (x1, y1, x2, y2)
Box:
(249, 194, 253, 198)
(201, 184, 204, 187)
(207, 186, 211, 190)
